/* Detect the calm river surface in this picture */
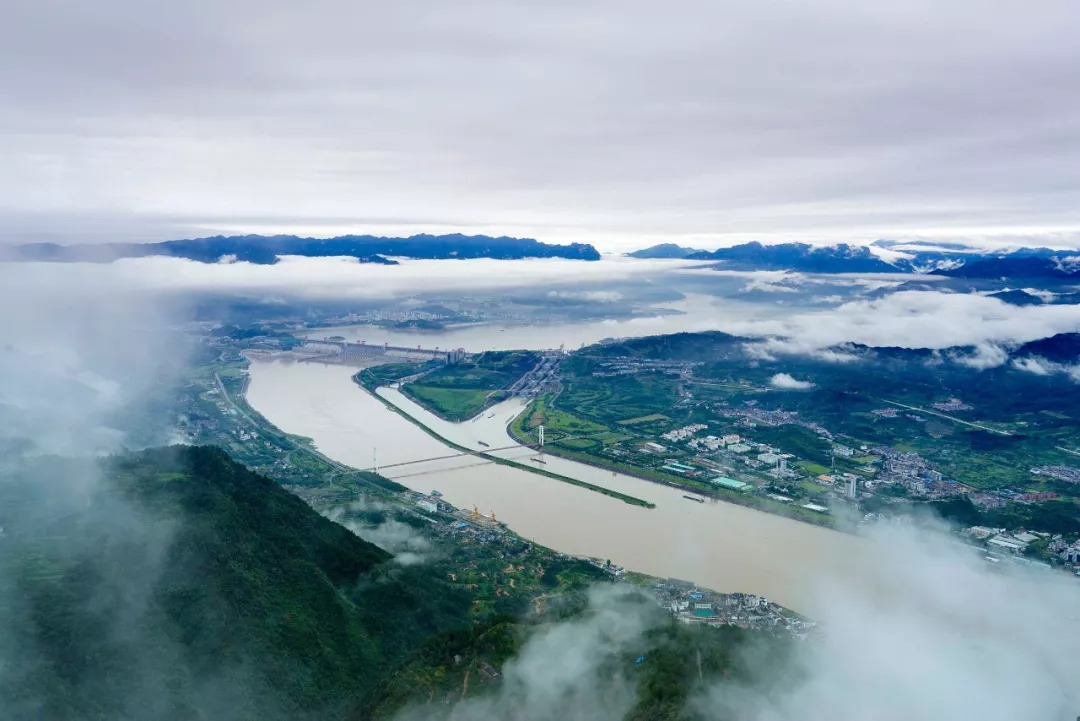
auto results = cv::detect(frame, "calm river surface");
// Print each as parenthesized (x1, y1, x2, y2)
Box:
(246, 327, 870, 610)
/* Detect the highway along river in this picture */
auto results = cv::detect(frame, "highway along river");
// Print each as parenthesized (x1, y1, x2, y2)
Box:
(245, 358, 869, 611)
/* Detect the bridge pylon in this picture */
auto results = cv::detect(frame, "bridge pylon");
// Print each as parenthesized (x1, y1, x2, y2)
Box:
(531, 425, 546, 464)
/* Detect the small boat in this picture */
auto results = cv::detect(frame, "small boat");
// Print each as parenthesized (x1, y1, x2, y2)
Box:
(478, 441, 490, 447)
(683, 495, 705, 503)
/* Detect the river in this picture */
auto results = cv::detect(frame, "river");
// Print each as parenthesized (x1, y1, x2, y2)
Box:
(245, 355, 868, 611)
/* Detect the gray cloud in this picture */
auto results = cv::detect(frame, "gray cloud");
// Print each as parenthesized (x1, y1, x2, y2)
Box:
(3, 0, 1080, 250)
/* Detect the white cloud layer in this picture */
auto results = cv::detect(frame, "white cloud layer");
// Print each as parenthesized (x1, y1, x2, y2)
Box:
(769, 373, 814, 390)
(1012, 356, 1080, 382)
(0, 256, 689, 300)
(3, 259, 1078, 361)
(723, 291, 1080, 360)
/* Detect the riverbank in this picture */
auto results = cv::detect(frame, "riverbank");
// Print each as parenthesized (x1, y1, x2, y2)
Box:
(351, 373, 657, 509)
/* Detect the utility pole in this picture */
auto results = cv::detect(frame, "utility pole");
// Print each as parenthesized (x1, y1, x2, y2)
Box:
(373, 447, 378, 474)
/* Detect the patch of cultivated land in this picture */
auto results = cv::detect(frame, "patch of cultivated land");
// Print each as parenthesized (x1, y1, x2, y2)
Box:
(399, 350, 539, 421)
(618, 413, 671, 425)
(402, 385, 494, 421)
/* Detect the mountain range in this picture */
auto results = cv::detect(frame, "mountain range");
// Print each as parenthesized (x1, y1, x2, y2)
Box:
(3, 234, 601, 265)
(591, 329, 1080, 372)
(621, 243, 704, 259)
(7, 231, 1080, 279)
(628, 240, 1080, 279)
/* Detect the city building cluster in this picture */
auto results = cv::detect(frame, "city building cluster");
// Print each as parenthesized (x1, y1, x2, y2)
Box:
(963, 526, 1045, 555)
(965, 526, 1080, 573)
(590, 358, 698, 378)
(1049, 537, 1080, 565)
(1031, 465, 1080, 484)
(872, 447, 970, 499)
(931, 397, 973, 412)
(651, 580, 816, 638)
(661, 424, 708, 442)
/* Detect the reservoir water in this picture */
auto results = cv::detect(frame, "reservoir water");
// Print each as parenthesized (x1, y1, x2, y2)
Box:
(245, 351, 867, 611)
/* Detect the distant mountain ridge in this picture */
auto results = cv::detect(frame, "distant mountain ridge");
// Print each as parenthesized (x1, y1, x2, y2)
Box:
(4, 233, 601, 265)
(1014, 333, 1080, 364)
(626, 239, 1080, 278)
(625, 243, 705, 259)
(935, 254, 1080, 280)
(587, 329, 1080, 369)
(683, 241, 899, 272)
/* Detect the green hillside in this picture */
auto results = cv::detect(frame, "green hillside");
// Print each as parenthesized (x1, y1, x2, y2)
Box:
(0, 446, 469, 721)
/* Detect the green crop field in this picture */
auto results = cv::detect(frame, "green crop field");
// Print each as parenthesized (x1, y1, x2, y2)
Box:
(403, 385, 492, 421)
(618, 413, 671, 425)
(555, 437, 601, 450)
(399, 350, 541, 420)
(517, 396, 610, 438)
(797, 461, 831, 475)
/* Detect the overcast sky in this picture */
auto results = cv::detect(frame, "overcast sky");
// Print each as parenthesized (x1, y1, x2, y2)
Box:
(3, 0, 1080, 251)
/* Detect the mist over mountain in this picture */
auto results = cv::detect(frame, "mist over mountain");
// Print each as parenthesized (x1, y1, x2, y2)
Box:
(4, 234, 601, 265)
